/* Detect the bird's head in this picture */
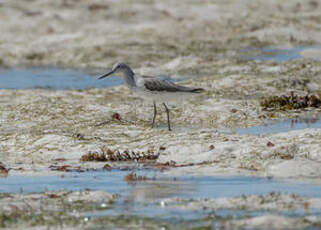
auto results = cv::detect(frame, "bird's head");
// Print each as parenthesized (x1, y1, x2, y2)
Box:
(98, 62, 131, 79)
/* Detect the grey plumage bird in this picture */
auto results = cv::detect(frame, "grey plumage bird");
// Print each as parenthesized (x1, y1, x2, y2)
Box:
(98, 62, 203, 131)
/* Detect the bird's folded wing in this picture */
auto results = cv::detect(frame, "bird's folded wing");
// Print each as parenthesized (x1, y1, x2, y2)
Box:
(141, 77, 198, 93)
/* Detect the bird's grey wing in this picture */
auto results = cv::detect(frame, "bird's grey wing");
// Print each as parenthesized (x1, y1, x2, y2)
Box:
(143, 77, 203, 93)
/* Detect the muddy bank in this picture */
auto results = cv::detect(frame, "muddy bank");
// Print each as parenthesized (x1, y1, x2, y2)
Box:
(1, 59, 321, 181)
(1, 0, 321, 72)
(1, 0, 321, 229)
(164, 193, 321, 229)
(1, 190, 321, 229)
(1, 83, 321, 180)
(1, 50, 321, 180)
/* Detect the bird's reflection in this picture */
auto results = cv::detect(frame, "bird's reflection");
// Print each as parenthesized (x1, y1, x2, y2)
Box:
(290, 117, 320, 128)
(122, 176, 197, 211)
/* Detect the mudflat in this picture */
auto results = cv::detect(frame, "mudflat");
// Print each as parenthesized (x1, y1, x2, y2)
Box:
(1, 0, 321, 229)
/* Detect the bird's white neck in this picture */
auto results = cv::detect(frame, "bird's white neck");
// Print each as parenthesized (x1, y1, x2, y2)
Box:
(119, 67, 136, 88)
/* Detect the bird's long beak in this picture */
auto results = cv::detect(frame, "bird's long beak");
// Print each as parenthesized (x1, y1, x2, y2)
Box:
(98, 70, 115, 80)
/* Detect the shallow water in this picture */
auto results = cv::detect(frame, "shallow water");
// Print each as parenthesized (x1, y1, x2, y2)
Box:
(0, 68, 123, 89)
(241, 46, 321, 62)
(2, 170, 321, 199)
(237, 116, 321, 135)
(0, 68, 184, 90)
(2, 170, 321, 220)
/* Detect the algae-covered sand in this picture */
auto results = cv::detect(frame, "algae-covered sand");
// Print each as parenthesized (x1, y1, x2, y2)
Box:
(1, 0, 321, 229)
(1, 59, 321, 179)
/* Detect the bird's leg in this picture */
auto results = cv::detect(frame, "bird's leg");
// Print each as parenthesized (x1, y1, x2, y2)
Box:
(163, 103, 171, 131)
(151, 101, 157, 128)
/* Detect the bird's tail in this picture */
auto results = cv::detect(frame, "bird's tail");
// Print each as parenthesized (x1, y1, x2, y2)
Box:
(191, 88, 205, 93)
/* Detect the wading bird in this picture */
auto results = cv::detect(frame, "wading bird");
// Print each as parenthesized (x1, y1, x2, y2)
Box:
(98, 62, 203, 131)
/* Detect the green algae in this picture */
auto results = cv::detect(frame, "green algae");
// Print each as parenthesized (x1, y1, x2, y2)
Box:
(0, 198, 220, 229)
(0, 210, 83, 229)
(0, 191, 117, 229)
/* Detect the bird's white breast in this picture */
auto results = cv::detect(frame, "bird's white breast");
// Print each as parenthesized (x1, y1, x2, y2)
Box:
(132, 87, 194, 103)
